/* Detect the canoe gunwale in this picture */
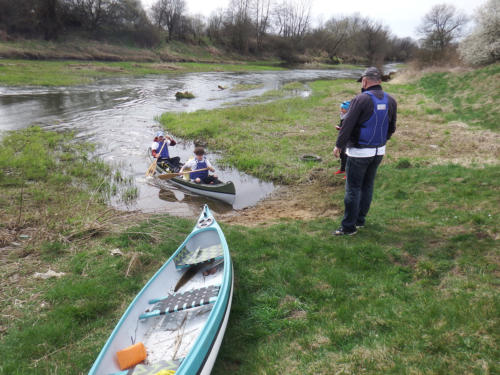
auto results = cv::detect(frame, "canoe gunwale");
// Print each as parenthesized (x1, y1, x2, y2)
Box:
(88, 205, 232, 375)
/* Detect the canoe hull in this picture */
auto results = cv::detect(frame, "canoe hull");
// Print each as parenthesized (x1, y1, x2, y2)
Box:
(196, 265, 233, 375)
(168, 177, 236, 205)
(88, 205, 233, 375)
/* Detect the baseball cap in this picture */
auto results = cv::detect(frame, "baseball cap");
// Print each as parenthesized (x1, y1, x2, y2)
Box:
(156, 131, 165, 138)
(361, 67, 382, 80)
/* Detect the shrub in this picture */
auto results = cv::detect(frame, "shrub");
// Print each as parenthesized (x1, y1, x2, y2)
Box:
(459, 0, 500, 66)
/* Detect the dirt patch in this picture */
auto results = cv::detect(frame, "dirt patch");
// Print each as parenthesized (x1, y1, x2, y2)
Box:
(220, 179, 344, 226)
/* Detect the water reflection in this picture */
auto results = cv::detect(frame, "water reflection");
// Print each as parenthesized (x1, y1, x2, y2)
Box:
(158, 188, 233, 215)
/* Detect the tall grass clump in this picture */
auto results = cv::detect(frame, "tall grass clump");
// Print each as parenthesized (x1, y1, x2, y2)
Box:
(0, 126, 136, 245)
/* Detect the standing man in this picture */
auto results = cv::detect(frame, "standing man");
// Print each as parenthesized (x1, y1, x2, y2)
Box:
(333, 67, 397, 236)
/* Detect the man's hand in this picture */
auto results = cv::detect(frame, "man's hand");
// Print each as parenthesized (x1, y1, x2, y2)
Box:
(333, 146, 341, 158)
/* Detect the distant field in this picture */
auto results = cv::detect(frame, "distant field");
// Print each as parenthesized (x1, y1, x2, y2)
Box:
(0, 59, 287, 86)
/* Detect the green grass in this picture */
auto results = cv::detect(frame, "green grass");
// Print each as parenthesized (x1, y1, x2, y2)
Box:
(0, 65, 498, 374)
(418, 63, 500, 131)
(0, 59, 286, 86)
(231, 83, 265, 91)
(0, 163, 497, 374)
(159, 79, 357, 184)
(0, 126, 135, 243)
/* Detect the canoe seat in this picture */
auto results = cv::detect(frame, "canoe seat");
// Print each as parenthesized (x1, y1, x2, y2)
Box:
(174, 243, 223, 269)
(140, 285, 220, 320)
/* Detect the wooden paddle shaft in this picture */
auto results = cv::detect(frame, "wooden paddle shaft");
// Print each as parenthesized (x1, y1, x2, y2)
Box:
(158, 168, 210, 181)
(146, 141, 167, 176)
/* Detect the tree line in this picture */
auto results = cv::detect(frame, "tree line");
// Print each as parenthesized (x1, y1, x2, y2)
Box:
(0, 0, 498, 66)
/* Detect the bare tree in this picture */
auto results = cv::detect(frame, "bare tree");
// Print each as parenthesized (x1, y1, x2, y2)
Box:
(37, 0, 61, 40)
(225, 0, 252, 52)
(253, 0, 271, 51)
(359, 19, 391, 65)
(417, 3, 469, 54)
(207, 8, 224, 42)
(274, 0, 311, 40)
(322, 16, 353, 62)
(387, 36, 417, 62)
(190, 14, 206, 44)
(151, 0, 186, 40)
(67, 0, 110, 31)
(459, 0, 500, 65)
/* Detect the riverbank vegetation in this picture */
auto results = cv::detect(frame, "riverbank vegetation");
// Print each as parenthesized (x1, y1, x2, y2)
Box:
(0, 0, 416, 67)
(0, 0, 498, 79)
(0, 58, 289, 86)
(0, 65, 498, 374)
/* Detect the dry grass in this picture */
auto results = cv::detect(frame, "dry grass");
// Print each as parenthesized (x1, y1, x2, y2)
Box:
(385, 84, 500, 166)
(391, 65, 474, 85)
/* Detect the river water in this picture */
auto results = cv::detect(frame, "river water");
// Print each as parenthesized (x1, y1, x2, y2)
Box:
(0, 67, 367, 216)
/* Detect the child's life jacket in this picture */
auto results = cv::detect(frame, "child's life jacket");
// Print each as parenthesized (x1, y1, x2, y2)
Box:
(358, 91, 389, 148)
(190, 158, 209, 180)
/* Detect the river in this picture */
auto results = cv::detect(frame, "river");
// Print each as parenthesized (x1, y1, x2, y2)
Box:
(0, 67, 369, 216)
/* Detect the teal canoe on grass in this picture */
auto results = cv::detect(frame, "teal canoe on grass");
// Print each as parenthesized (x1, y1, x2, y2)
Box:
(88, 205, 233, 375)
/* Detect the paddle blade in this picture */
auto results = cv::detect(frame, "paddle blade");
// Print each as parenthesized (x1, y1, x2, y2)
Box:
(145, 160, 157, 177)
(157, 172, 181, 180)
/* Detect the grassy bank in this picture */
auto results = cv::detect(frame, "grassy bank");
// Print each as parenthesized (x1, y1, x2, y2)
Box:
(0, 58, 360, 86)
(0, 38, 260, 64)
(416, 64, 500, 131)
(0, 59, 287, 86)
(160, 79, 357, 184)
(160, 64, 500, 184)
(0, 65, 499, 374)
(0, 39, 362, 86)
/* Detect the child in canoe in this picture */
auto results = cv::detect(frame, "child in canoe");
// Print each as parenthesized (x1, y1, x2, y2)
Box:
(335, 100, 350, 177)
(151, 131, 181, 172)
(179, 147, 221, 184)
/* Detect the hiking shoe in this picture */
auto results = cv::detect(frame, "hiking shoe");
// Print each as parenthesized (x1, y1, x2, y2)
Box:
(333, 227, 357, 236)
(356, 224, 365, 228)
(334, 170, 345, 175)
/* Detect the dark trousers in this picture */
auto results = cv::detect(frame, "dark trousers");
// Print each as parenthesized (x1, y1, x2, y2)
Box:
(158, 157, 181, 172)
(341, 155, 383, 231)
(198, 175, 221, 184)
(340, 149, 347, 171)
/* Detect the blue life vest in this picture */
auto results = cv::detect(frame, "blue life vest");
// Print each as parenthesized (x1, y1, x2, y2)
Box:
(190, 158, 209, 180)
(358, 91, 389, 147)
(156, 140, 170, 158)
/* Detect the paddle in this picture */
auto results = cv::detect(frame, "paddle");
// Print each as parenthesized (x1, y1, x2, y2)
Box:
(146, 141, 167, 177)
(157, 168, 210, 181)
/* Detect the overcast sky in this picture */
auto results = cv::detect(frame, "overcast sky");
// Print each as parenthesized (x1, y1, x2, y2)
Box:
(140, 0, 486, 39)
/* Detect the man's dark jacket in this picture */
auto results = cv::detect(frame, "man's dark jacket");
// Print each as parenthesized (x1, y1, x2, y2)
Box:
(336, 85, 397, 149)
